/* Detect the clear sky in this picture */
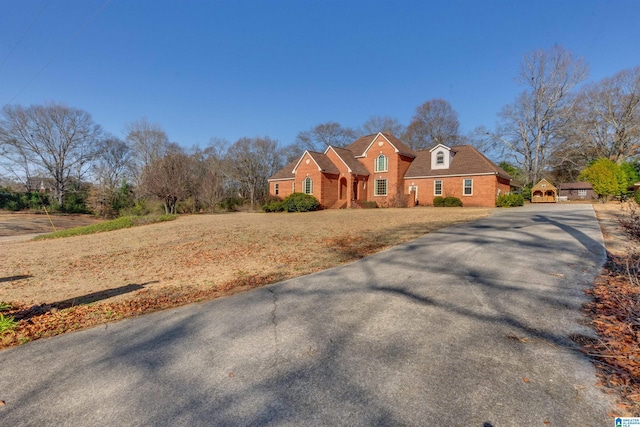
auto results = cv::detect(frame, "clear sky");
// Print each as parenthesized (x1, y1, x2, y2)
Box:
(1, 0, 639, 150)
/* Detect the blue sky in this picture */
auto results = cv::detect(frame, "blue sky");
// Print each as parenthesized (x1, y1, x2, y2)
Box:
(1, 0, 639, 150)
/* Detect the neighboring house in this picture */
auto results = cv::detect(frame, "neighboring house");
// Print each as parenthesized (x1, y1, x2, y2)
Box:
(531, 179, 557, 203)
(558, 182, 595, 201)
(268, 132, 513, 208)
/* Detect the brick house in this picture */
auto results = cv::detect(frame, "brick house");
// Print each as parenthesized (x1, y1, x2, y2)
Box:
(268, 132, 513, 208)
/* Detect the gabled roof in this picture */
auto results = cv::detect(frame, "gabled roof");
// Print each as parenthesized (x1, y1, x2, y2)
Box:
(292, 151, 340, 175)
(325, 146, 370, 176)
(346, 133, 417, 159)
(532, 178, 557, 191)
(268, 159, 297, 180)
(558, 181, 593, 190)
(405, 145, 512, 179)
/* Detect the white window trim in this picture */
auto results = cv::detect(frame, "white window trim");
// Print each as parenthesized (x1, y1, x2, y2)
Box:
(303, 177, 313, 195)
(434, 180, 443, 196)
(463, 179, 473, 196)
(374, 178, 388, 196)
(374, 154, 388, 173)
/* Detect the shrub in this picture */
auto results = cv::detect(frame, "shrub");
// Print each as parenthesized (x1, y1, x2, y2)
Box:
(360, 201, 378, 209)
(433, 196, 445, 207)
(219, 197, 244, 212)
(496, 193, 524, 207)
(443, 196, 463, 207)
(635, 190, 640, 205)
(262, 200, 284, 212)
(281, 192, 319, 212)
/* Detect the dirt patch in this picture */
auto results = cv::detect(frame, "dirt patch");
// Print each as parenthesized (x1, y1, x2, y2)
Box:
(0, 211, 102, 237)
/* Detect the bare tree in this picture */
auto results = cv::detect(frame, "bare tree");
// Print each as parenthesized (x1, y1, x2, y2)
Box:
(403, 99, 460, 149)
(361, 115, 405, 136)
(0, 102, 103, 204)
(190, 138, 228, 212)
(94, 137, 132, 191)
(225, 136, 282, 208)
(294, 122, 358, 152)
(140, 145, 194, 214)
(90, 137, 133, 216)
(494, 45, 588, 184)
(574, 66, 640, 163)
(125, 117, 170, 181)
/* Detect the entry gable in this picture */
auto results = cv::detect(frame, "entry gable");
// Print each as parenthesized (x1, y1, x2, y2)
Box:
(292, 150, 340, 175)
(324, 146, 370, 176)
(346, 133, 417, 159)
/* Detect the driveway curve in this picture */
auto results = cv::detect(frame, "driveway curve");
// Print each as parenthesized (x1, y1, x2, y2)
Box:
(0, 204, 615, 426)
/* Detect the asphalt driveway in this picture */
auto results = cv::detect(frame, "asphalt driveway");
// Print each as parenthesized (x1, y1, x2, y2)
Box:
(0, 204, 616, 426)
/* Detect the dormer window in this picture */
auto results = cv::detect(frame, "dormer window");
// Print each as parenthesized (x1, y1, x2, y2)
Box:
(374, 154, 388, 172)
(430, 144, 452, 170)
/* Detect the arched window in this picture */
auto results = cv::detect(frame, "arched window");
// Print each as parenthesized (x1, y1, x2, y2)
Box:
(302, 177, 313, 194)
(436, 151, 444, 165)
(374, 154, 388, 172)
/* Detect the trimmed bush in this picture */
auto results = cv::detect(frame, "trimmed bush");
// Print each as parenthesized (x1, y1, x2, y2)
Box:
(635, 190, 640, 205)
(262, 200, 284, 212)
(281, 192, 320, 212)
(496, 193, 524, 207)
(443, 196, 463, 207)
(360, 201, 378, 209)
(433, 196, 445, 207)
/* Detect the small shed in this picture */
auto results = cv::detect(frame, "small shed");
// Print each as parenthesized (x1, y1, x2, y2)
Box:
(531, 179, 557, 203)
(558, 182, 595, 201)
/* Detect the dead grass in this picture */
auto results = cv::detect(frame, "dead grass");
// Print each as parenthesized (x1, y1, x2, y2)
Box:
(0, 207, 490, 348)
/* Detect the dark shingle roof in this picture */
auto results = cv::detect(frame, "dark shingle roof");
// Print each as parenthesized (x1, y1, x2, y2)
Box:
(346, 133, 417, 158)
(558, 182, 593, 190)
(268, 160, 297, 180)
(404, 145, 512, 179)
(306, 151, 340, 174)
(329, 146, 370, 176)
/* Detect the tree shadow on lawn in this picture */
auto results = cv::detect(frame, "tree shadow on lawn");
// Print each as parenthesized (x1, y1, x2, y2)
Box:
(12, 281, 158, 321)
(0, 275, 32, 283)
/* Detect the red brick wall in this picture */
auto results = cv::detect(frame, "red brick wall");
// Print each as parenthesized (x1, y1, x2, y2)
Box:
(295, 154, 324, 204)
(358, 134, 405, 207)
(406, 175, 501, 207)
(270, 180, 294, 199)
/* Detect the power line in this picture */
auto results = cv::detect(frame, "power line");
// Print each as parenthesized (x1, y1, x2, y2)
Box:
(8, 0, 112, 104)
(0, 0, 50, 71)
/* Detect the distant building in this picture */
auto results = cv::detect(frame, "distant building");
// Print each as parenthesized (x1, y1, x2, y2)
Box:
(268, 133, 515, 208)
(558, 182, 595, 201)
(531, 179, 557, 203)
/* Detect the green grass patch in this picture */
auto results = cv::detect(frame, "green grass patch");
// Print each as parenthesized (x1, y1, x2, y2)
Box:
(33, 214, 178, 240)
(0, 313, 17, 334)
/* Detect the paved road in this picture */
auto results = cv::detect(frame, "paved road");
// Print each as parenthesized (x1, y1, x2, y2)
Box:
(0, 204, 615, 426)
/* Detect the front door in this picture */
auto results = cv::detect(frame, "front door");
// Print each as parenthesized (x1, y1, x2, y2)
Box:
(409, 185, 418, 204)
(353, 180, 358, 200)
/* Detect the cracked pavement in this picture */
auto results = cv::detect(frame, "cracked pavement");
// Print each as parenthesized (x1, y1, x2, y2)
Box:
(0, 204, 616, 426)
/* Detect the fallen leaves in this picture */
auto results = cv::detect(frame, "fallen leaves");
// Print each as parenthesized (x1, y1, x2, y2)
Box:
(583, 253, 640, 415)
(0, 273, 284, 350)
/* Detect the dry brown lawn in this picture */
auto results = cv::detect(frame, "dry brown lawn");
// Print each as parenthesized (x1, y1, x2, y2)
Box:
(0, 207, 490, 308)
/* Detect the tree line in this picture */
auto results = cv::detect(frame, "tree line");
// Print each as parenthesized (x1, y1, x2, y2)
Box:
(1, 44, 639, 215)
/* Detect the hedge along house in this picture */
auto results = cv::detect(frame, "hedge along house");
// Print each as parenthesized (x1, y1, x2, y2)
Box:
(268, 133, 513, 208)
(531, 179, 557, 203)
